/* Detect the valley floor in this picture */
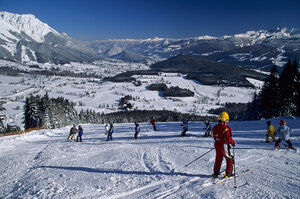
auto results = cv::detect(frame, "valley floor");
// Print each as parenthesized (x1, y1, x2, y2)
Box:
(0, 118, 299, 198)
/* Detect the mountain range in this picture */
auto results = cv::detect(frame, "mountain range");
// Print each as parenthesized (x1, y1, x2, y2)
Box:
(0, 11, 299, 70)
(0, 11, 97, 64)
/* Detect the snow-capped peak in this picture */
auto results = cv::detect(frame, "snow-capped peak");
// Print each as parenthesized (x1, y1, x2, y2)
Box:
(233, 28, 292, 40)
(219, 28, 294, 47)
(0, 11, 60, 42)
(195, 35, 217, 40)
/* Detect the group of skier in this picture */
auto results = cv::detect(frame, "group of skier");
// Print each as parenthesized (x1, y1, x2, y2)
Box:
(67, 120, 143, 142)
(68, 117, 213, 142)
(103, 121, 140, 141)
(266, 120, 296, 150)
(211, 112, 297, 179)
(67, 123, 83, 142)
(180, 120, 211, 137)
(67, 112, 296, 180)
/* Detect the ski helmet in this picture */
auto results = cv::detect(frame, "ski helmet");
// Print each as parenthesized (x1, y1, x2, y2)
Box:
(280, 120, 286, 125)
(73, 123, 76, 127)
(266, 121, 271, 125)
(218, 112, 229, 122)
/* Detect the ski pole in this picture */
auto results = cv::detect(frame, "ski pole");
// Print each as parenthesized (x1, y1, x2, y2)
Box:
(233, 146, 237, 189)
(185, 148, 214, 167)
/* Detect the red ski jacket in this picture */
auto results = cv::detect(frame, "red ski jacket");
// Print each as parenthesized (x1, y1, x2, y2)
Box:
(212, 121, 235, 146)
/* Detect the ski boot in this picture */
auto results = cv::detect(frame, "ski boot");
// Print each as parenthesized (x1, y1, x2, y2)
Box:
(212, 172, 221, 178)
(289, 145, 296, 150)
(225, 172, 235, 178)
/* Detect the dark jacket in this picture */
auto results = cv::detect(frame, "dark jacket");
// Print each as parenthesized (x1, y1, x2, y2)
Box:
(78, 126, 83, 136)
(135, 124, 140, 133)
(70, 127, 77, 134)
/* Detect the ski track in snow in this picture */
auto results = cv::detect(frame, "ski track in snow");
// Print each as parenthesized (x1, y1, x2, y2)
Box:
(0, 119, 300, 198)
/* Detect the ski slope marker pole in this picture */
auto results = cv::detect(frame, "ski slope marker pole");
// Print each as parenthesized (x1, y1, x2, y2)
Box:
(233, 146, 237, 188)
(185, 148, 214, 167)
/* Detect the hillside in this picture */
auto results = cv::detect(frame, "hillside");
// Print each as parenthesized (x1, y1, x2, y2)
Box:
(1, 56, 264, 131)
(150, 55, 267, 87)
(90, 28, 300, 69)
(0, 119, 299, 198)
(111, 51, 147, 63)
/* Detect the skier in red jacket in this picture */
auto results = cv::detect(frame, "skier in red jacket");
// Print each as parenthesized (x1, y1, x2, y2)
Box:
(150, 118, 157, 131)
(212, 112, 236, 178)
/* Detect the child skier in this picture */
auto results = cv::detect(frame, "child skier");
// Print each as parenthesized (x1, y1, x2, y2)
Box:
(106, 123, 114, 141)
(150, 118, 157, 131)
(68, 124, 77, 141)
(265, 121, 276, 143)
(275, 120, 296, 150)
(203, 120, 212, 137)
(76, 125, 83, 142)
(105, 123, 110, 135)
(212, 112, 236, 178)
(134, 121, 140, 139)
(181, 120, 188, 136)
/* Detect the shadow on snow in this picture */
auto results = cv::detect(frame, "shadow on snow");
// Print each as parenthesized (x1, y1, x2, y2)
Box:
(38, 165, 211, 178)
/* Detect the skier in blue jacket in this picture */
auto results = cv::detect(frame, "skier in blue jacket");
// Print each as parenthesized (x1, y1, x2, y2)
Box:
(134, 121, 140, 139)
(106, 123, 114, 141)
(275, 120, 296, 150)
(76, 125, 83, 142)
(203, 120, 212, 137)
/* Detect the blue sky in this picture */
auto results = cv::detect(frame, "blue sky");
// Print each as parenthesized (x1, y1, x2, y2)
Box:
(1, 0, 300, 40)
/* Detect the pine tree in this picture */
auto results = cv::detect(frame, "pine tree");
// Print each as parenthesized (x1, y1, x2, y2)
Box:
(259, 65, 280, 118)
(40, 92, 50, 127)
(279, 60, 298, 116)
(293, 60, 300, 115)
(247, 92, 261, 120)
(23, 94, 80, 129)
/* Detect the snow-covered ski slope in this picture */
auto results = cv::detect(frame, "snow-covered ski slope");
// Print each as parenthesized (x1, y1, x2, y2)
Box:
(1, 117, 299, 198)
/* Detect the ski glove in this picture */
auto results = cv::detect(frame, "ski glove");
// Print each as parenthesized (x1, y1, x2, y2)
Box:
(231, 141, 236, 147)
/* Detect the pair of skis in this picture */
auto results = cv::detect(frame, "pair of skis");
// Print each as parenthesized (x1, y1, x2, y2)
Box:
(213, 169, 250, 185)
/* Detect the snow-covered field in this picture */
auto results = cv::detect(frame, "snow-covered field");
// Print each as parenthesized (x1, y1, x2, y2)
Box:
(0, 59, 264, 129)
(1, 117, 299, 198)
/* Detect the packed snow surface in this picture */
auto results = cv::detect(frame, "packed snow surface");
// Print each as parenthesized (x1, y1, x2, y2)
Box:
(0, 118, 299, 198)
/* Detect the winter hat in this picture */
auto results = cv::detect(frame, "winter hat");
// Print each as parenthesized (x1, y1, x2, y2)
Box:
(280, 120, 286, 125)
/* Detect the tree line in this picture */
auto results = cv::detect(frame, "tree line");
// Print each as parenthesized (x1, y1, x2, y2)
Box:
(23, 93, 79, 129)
(23, 59, 299, 129)
(23, 93, 216, 130)
(248, 59, 300, 119)
(209, 59, 300, 120)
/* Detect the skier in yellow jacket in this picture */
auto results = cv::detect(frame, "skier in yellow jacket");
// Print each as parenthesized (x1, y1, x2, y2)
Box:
(266, 121, 276, 143)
